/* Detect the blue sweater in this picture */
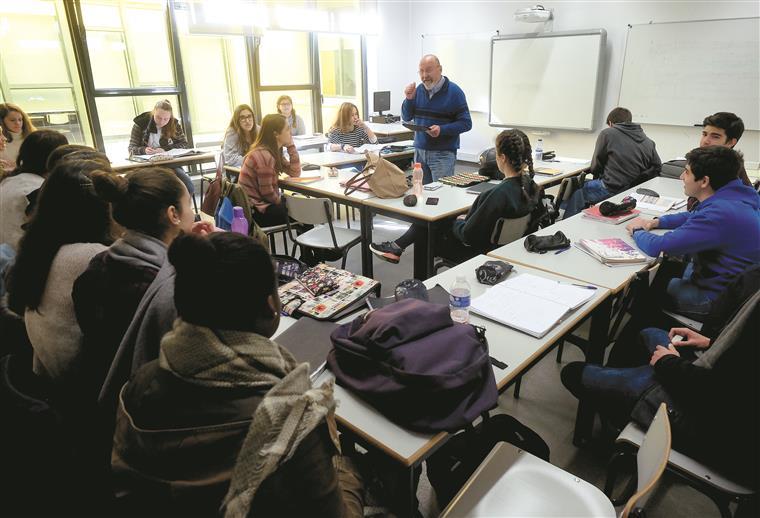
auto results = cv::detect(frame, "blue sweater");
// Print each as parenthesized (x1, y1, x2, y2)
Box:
(633, 179, 760, 298)
(401, 77, 472, 152)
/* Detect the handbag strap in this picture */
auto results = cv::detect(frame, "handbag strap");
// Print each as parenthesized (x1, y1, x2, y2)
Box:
(343, 169, 372, 196)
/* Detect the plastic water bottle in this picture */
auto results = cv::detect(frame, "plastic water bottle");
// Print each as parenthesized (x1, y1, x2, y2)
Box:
(449, 275, 471, 323)
(231, 206, 248, 236)
(534, 138, 544, 162)
(412, 162, 424, 197)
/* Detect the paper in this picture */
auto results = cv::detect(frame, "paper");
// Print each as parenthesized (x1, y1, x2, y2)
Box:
(629, 193, 686, 213)
(130, 148, 201, 161)
(470, 273, 595, 337)
(554, 156, 590, 165)
(352, 143, 385, 153)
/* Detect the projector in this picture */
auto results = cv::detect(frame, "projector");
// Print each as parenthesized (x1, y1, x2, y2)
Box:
(514, 5, 553, 23)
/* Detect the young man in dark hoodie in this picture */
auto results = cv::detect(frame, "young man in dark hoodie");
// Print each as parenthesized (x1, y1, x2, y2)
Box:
(562, 107, 661, 219)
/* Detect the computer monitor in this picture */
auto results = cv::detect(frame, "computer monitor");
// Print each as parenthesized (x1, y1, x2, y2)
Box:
(373, 91, 391, 115)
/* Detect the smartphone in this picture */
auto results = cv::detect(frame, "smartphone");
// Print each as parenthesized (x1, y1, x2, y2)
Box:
(426, 197, 439, 205)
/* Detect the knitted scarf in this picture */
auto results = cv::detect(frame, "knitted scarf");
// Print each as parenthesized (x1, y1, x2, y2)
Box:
(157, 319, 336, 518)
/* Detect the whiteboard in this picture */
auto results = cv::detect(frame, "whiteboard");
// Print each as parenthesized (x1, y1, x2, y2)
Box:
(619, 18, 760, 130)
(489, 30, 606, 131)
(422, 32, 492, 113)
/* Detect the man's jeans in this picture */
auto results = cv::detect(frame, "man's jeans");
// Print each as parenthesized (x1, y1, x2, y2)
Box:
(666, 262, 713, 319)
(562, 179, 611, 219)
(415, 148, 456, 184)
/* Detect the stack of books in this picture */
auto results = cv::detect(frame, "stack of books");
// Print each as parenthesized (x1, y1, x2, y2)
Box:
(581, 204, 640, 224)
(577, 238, 649, 265)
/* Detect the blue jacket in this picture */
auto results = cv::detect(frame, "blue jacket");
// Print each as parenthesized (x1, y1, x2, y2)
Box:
(401, 77, 472, 152)
(633, 179, 760, 298)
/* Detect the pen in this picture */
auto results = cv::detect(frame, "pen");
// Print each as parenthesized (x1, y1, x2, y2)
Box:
(572, 283, 598, 290)
(554, 246, 571, 254)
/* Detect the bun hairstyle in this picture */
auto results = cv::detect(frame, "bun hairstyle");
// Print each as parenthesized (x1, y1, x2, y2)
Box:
(169, 232, 275, 330)
(92, 166, 185, 239)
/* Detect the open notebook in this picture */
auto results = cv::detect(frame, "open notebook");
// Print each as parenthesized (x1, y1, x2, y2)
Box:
(470, 273, 596, 338)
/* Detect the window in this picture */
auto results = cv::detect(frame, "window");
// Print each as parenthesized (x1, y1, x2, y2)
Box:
(318, 34, 363, 130)
(259, 90, 314, 134)
(0, 0, 93, 145)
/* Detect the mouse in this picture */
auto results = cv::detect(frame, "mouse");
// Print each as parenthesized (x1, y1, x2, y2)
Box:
(636, 187, 660, 198)
(403, 194, 417, 207)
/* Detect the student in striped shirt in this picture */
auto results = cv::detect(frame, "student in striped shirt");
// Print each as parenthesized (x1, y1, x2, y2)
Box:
(327, 103, 377, 153)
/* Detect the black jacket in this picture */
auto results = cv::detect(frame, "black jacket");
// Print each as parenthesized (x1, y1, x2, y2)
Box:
(128, 111, 188, 156)
(590, 122, 662, 193)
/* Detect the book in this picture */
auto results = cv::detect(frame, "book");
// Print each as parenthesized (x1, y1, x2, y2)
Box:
(534, 167, 563, 176)
(129, 148, 202, 162)
(469, 273, 596, 338)
(577, 238, 649, 265)
(278, 264, 378, 320)
(629, 193, 687, 213)
(581, 204, 640, 224)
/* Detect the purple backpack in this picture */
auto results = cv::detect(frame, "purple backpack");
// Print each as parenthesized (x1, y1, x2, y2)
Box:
(327, 299, 498, 432)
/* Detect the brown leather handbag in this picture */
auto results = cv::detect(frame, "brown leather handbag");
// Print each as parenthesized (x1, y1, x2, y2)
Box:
(343, 152, 408, 198)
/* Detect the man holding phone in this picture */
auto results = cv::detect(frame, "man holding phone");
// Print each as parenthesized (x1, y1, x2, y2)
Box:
(402, 54, 472, 183)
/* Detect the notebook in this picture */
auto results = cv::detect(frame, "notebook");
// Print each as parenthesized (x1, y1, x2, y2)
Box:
(577, 238, 649, 265)
(470, 273, 596, 338)
(274, 318, 336, 382)
(581, 204, 640, 224)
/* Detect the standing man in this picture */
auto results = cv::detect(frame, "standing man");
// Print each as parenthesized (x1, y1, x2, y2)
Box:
(402, 55, 472, 184)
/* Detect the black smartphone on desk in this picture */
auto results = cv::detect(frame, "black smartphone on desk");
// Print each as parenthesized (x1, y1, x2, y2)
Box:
(426, 197, 439, 205)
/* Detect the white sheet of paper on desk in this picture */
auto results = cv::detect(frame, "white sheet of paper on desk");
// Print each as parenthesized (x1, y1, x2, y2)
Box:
(554, 156, 590, 164)
(353, 143, 385, 153)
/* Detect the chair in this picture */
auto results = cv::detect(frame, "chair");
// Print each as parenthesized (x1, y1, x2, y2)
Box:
(606, 406, 754, 518)
(660, 161, 685, 179)
(284, 194, 361, 269)
(441, 404, 671, 518)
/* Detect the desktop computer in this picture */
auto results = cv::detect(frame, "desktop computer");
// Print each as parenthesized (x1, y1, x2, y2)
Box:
(371, 91, 400, 123)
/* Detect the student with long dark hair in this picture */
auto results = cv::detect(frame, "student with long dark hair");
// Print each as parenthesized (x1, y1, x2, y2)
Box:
(0, 129, 68, 250)
(239, 114, 301, 227)
(0, 102, 37, 168)
(73, 167, 210, 396)
(112, 232, 364, 516)
(371, 129, 543, 264)
(222, 104, 259, 167)
(6, 159, 114, 386)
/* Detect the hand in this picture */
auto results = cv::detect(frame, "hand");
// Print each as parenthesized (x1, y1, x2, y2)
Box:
(0, 158, 11, 171)
(668, 327, 711, 349)
(650, 344, 680, 366)
(625, 217, 657, 235)
(191, 220, 217, 236)
(343, 144, 355, 153)
(404, 82, 416, 100)
(426, 125, 441, 138)
(457, 214, 467, 221)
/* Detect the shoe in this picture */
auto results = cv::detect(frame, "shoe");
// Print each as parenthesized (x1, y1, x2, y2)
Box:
(370, 241, 403, 264)
(560, 362, 586, 400)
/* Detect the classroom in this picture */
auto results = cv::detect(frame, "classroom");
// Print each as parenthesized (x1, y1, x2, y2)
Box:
(0, 1, 758, 516)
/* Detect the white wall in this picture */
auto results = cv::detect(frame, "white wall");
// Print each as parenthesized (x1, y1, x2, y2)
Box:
(370, 1, 760, 167)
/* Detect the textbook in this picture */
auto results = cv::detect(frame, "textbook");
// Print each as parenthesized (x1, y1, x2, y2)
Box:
(577, 238, 649, 265)
(581, 204, 640, 224)
(629, 193, 687, 213)
(470, 273, 596, 338)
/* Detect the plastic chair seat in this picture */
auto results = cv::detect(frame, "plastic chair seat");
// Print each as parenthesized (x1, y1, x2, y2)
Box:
(295, 226, 361, 250)
(441, 443, 616, 517)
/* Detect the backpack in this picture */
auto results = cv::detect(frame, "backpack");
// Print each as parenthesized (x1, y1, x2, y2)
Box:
(327, 299, 498, 433)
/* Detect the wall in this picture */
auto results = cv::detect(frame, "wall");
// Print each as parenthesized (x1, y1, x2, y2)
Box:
(372, 1, 760, 167)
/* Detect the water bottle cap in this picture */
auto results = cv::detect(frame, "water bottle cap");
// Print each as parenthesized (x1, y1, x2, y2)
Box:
(233, 206, 245, 217)
(414, 162, 422, 169)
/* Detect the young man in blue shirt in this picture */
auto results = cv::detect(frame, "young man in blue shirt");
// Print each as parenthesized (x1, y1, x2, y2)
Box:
(401, 54, 472, 184)
(625, 146, 760, 318)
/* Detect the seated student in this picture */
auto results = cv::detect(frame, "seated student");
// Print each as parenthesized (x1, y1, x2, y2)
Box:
(222, 104, 259, 167)
(276, 95, 307, 136)
(111, 232, 364, 516)
(561, 290, 760, 490)
(6, 159, 114, 388)
(626, 146, 760, 318)
(327, 102, 377, 153)
(0, 103, 36, 169)
(371, 129, 542, 264)
(72, 167, 212, 398)
(127, 99, 195, 195)
(563, 107, 661, 219)
(239, 113, 301, 227)
(0, 129, 68, 250)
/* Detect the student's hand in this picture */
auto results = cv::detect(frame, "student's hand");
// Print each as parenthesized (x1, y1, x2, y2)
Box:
(650, 344, 680, 366)
(191, 220, 217, 236)
(426, 125, 441, 138)
(625, 217, 657, 235)
(668, 327, 711, 349)
(343, 144, 355, 153)
(0, 158, 11, 171)
(404, 82, 416, 100)
(145, 147, 164, 154)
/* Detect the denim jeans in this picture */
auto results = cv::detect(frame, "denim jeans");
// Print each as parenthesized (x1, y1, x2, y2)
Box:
(665, 262, 713, 319)
(415, 148, 456, 184)
(562, 178, 612, 219)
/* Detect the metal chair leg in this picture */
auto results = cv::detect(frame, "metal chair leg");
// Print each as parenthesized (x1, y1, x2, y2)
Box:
(513, 377, 522, 399)
(556, 339, 565, 363)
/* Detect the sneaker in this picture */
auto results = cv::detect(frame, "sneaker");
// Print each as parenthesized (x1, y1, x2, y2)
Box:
(370, 241, 403, 264)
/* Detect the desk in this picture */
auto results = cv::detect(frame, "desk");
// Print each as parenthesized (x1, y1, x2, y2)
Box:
(300, 140, 414, 168)
(110, 151, 217, 172)
(311, 255, 608, 515)
(364, 121, 414, 140)
(533, 158, 591, 188)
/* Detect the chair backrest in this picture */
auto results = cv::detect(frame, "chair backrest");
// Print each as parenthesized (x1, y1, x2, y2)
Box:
(660, 160, 685, 179)
(285, 195, 333, 226)
(621, 403, 671, 518)
(490, 214, 532, 246)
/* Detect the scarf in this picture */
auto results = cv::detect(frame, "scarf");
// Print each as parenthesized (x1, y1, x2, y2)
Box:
(157, 320, 336, 517)
(107, 230, 166, 271)
(694, 290, 760, 369)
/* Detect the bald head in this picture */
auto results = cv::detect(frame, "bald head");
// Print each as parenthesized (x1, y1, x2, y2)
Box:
(418, 54, 443, 89)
